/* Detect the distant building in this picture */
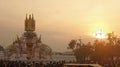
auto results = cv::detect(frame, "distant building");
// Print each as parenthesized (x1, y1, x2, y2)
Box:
(4, 14, 76, 62)
(7, 14, 52, 61)
(52, 51, 76, 62)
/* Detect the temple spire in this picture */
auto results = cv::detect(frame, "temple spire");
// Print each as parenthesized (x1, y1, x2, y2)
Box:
(25, 14, 28, 22)
(25, 14, 35, 31)
(29, 14, 31, 19)
(38, 35, 42, 43)
(16, 35, 20, 42)
(26, 14, 28, 20)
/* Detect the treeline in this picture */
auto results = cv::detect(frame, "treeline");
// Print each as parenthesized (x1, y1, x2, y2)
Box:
(68, 32, 120, 65)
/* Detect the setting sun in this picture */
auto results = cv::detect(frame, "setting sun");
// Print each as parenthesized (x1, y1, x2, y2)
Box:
(93, 29, 106, 39)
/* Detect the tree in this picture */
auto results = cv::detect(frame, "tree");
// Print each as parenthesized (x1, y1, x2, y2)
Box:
(68, 39, 93, 63)
(68, 32, 120, 65)
(68, 39, 77, 50)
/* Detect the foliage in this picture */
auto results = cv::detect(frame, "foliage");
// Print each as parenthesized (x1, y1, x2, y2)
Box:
(68, 32, 120, 64)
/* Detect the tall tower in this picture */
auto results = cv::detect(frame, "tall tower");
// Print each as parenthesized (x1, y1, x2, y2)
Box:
(25, 14, 35, 31)
(24, 14, 37, 59)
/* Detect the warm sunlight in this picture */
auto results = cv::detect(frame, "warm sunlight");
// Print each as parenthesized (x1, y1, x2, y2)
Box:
(93, 29, 106, 39)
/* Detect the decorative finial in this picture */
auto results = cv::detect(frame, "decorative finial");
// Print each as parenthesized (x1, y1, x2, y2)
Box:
(16, 35, 19, 41)
(29, 14, 31, 19)
(25, 14, 28, 21)
(38, 35, 42, 43)
(26, 14, 27, 18)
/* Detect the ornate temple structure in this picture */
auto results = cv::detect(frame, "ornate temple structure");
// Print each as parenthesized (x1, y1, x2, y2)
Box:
(8, 14, 52, 60)
(0, 45, 5, 60)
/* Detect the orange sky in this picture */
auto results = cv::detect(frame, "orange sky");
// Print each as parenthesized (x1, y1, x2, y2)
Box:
(0, 0, 120, 52)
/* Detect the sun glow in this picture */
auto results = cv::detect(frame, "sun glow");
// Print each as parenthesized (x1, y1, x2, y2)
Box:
(93, 29, 106, 39)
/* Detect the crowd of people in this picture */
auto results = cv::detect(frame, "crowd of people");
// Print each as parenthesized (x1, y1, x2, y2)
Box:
(0, 60, 65, 67)
(1, 60, 120, 67)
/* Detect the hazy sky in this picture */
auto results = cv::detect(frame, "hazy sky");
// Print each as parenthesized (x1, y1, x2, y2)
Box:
(0, 0, 120, 52)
